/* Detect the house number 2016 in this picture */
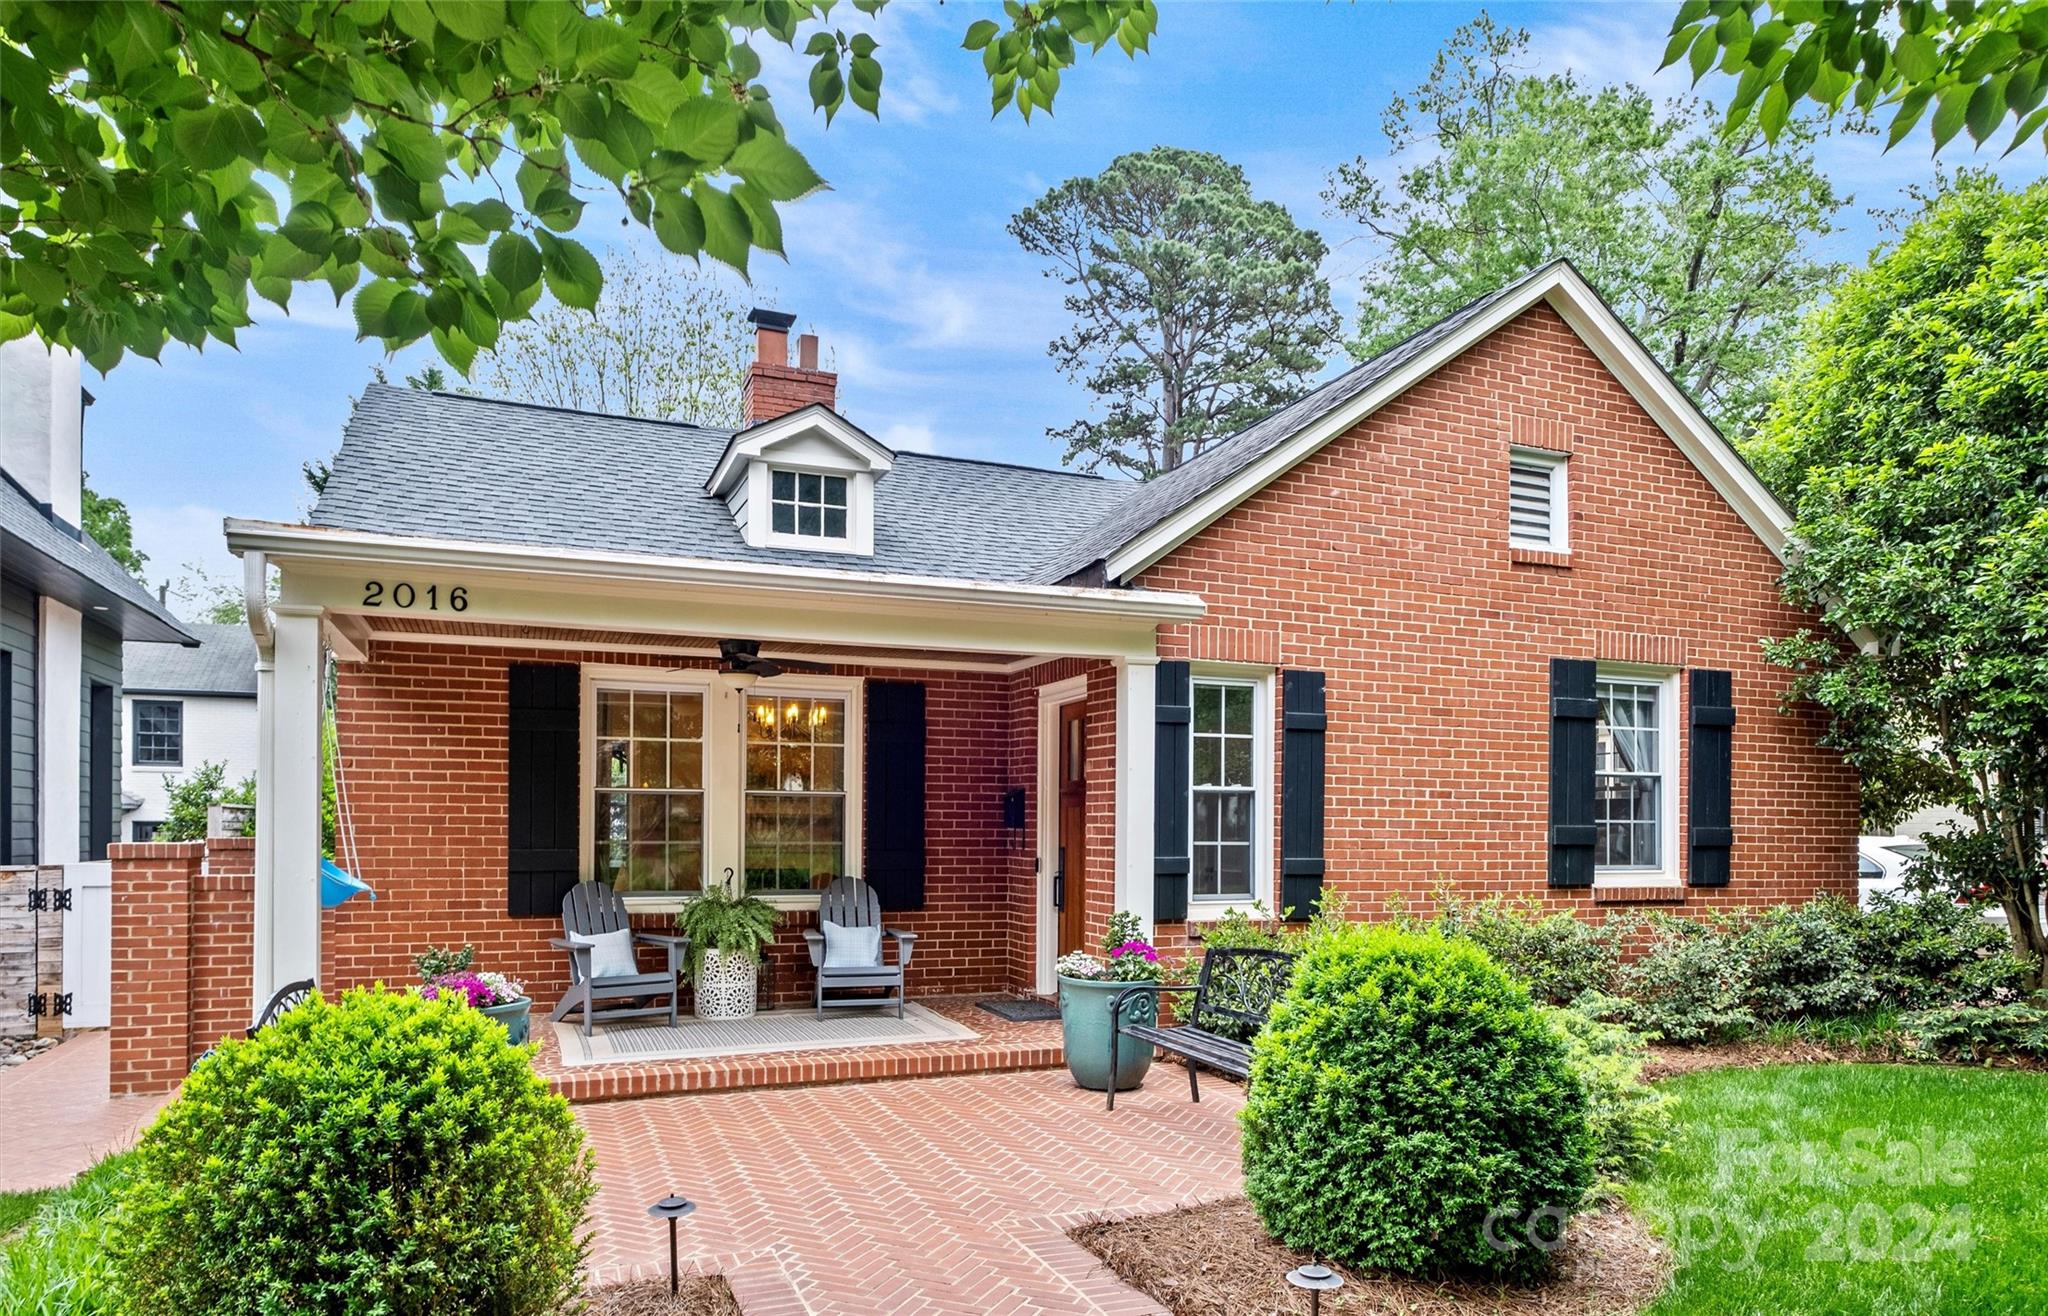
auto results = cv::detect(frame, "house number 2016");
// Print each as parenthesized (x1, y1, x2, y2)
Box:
(361, 582, 468, 611)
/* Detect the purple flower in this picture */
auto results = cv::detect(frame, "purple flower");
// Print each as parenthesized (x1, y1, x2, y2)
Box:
(1111, 940, 1159, 963)
(422, 972, 514, 1009)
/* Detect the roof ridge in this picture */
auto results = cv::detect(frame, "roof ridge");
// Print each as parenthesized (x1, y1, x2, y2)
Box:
(897, 450, 1117, 481)
(365, 381, 737, 437)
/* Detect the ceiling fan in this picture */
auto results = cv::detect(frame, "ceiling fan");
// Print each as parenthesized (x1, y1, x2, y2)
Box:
(717, 638, 832, 681)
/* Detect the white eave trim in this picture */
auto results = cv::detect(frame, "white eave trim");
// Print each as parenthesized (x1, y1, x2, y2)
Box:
(1103, 262, 1796, 582)
(703, 404, 895, 497)
(222, 519, 1206, 623)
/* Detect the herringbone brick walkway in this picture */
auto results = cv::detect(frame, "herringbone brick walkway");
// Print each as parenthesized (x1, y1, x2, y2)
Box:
(580, 1065, 1246, 1314)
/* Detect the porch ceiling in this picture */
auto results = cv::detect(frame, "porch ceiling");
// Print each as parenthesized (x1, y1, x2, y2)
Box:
(352, 615, 1039, 672)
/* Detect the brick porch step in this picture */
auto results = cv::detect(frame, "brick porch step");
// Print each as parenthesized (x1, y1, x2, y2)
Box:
(536, 996, 1066, 1104)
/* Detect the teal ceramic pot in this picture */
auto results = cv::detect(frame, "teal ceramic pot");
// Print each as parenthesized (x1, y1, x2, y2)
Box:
(482, 996, 532, 1046)
(1058, 975, 1156, 1091)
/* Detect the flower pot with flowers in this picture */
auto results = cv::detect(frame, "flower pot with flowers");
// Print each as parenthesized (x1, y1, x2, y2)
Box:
(418, 961, 532, 1045)
(1055, 912, 1164, 1091)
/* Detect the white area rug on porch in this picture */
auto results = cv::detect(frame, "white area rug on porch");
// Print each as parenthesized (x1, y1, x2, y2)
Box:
(551, 1004, 978, 1067)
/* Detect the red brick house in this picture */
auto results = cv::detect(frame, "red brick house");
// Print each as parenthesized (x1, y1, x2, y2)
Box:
(111, 262, 1857, 1092)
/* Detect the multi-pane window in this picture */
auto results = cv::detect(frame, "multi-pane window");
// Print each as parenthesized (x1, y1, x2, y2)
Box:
(1191, 680, 1257, 900)
(1509, 448, 1568, 551)
(1594, 677, 1663, 869)
(744, 694, 847, 893)
(770, 470, 848, 540)
(132, 699, 183, 766)
(592, 688, 704, 893)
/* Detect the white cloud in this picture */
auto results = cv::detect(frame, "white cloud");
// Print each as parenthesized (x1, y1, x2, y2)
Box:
(780, 193, 1064, 352)
(129, 502, 242, 608)
(877, 420, 940, 454)
(1524, 10, 1684, 92)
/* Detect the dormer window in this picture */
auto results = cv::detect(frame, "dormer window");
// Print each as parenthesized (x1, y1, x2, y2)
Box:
(772, 470, 849, 542)
(705, 403, 894, 557)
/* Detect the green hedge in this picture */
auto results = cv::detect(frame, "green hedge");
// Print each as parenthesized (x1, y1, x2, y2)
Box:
(1241, 924, 1595, 1280)
(111, 987, 596, 1315)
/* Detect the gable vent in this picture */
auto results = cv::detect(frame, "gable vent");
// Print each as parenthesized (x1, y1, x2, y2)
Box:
(1509, 448, 1567, 551)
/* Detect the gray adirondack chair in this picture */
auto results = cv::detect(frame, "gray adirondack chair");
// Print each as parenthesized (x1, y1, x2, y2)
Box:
(549, 881, 688, 1038)
(802, 875, 916, 1019)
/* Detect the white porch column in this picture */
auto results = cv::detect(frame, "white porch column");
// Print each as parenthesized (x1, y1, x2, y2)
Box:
(35, 598, 82, 866)
(1114, 655, 1158, 935)
(255, 605, 323, 1006)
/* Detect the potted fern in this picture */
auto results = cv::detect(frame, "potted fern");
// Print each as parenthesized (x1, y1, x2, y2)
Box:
(678, 886, 779, 1021)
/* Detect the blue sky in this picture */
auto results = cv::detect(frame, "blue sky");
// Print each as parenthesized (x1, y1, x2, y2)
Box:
(82, 1, 2046, 612)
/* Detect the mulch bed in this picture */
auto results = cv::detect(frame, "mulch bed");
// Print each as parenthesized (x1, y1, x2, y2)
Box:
(1071, 1198, 1668, 1316)
(580, 1277, 743, 1315)
(1642, 1038, 2045, 1080)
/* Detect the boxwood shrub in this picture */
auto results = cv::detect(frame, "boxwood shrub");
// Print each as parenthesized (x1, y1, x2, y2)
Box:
(1241, 924, 1596, 1280)
(111, 987, 596, 1315)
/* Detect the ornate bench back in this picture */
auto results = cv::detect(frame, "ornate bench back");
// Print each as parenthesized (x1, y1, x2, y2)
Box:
(1191, 947, 1295, 1042)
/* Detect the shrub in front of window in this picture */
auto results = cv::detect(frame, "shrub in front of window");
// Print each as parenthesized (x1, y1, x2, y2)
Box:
(1398, 892, 1628, 1006)
(111, 988, 595, 1315)
(1600, 914, 1758, 1044)
(1736, 896, 1880, 1021)
(1241, 924, 1595, 1280)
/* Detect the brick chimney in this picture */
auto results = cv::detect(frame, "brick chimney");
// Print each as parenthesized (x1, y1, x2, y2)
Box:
(743, 308, 837, 425)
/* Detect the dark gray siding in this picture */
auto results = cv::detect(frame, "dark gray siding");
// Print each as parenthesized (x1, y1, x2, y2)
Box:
(80, 617, 121, 861)
(1, 574, 34, 864)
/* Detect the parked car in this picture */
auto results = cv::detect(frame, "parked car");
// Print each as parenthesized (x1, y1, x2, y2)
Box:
(1857, 835, 1929, 909)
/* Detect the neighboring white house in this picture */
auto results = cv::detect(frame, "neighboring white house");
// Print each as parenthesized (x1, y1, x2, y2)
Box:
(121, 622, 259, 841)
(2, 337, 194, 1030)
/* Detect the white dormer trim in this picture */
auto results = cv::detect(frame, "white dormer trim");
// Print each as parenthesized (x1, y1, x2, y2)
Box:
(705, 405, 894, 557)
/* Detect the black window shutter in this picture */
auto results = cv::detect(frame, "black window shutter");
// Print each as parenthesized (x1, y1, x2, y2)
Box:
(1152, 661, 1191, 923)
(1688, 669, 1736, 887)
(507, 662, 580, 917)
(1280, 670, 1327, 922)
(865, 680, 926, 911)
(1548, 658, 1598, 888)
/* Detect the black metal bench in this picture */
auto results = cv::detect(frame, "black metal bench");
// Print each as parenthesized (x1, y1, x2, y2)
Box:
(1106, 946, 1294, 1111)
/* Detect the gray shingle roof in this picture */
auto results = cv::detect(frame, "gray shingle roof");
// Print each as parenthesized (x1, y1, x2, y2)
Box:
(313, 386, 1138, 585)
(311, 265, 1561, 588)
(123, 622, 258, 696)
(1032, 267, 1549, 583)
(1, 470, 194, 644)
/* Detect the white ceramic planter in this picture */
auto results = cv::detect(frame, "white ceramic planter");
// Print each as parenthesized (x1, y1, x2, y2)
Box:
(695, 948, 759, 1021)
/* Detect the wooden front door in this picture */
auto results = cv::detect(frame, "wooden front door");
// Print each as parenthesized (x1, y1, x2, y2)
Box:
(1056, 701, 1088, 957)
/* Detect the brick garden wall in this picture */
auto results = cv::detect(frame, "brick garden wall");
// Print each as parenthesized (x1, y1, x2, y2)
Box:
(1139, 303, 1861, 946)
(109, 837, 255, 1094)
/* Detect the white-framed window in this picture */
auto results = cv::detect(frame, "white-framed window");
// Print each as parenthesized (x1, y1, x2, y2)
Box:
(769, 469, 849, 542)
(1593, 670, 1677, 879)
(743, 691, 849, 893)
(1190, 677, 1260, 902)
(590, 684, 706, 893)
(132, 699, 183, 766)
(580, 669, 863, 907)
(1509, 447, 1569, 552)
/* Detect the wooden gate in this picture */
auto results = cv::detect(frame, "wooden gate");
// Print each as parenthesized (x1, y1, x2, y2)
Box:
(0, 865, 67, 1039)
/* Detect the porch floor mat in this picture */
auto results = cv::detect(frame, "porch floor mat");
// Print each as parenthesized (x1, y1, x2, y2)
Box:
(976, 997, 1061, 1023)
(551, 1003, 978, 1066)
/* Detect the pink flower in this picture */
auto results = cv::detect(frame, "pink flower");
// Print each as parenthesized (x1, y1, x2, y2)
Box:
(1112, 940, 1159, 963)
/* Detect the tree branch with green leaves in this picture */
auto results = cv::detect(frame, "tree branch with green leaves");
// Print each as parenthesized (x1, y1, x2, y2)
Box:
(0, 0, 1159, 375)
(1665, 0, 2048, 154)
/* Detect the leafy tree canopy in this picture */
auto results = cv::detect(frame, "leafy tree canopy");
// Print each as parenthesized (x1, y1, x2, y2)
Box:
(0, 0, 1159, 374)
(475, 243, 752, 425)
(1011, 145, 1338, 477)
(1666, 0, 2048, 154)
(1330, 14, 1846, 431)
(1751, 174, 2048, 980)
(80, 476, 146, 576)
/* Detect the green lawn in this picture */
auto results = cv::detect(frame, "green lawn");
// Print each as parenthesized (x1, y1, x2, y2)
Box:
(0, 1154, 133, 1315)
(1629, 1064, 2048, 1315)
